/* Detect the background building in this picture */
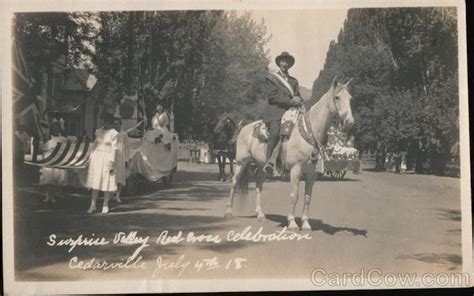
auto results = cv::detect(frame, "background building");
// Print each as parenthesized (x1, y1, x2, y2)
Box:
(48, 63, 103, 139)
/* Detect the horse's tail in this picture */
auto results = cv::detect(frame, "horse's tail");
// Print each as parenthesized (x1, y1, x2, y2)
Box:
(233, 160, 252, 215)
(232, 122, 257, 214)
(235, 161, 250, 198)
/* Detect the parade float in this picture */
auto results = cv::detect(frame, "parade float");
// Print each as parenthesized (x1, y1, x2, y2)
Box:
(322, 126, 361, 180)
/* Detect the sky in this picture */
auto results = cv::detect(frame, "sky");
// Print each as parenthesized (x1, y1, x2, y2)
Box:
(249, 9, 348, 89)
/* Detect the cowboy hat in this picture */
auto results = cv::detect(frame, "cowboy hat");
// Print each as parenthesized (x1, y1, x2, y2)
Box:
(275, 52, 295, 68)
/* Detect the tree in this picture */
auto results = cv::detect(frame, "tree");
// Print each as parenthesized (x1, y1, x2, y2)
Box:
(13, 12, 100, 159)
(94, 11, 270, 141)
(13, 12, 100, 75)
(311, 7, 458, 173)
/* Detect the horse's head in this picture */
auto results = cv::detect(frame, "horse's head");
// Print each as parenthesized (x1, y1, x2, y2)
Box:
(213, 117, 225, 134)
(330, 76, 354, 127)
(213, 116, 236, 136)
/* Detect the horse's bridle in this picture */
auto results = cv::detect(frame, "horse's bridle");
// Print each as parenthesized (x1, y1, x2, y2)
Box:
(299, 85, 345, 158)
(328, 87, 342, 118)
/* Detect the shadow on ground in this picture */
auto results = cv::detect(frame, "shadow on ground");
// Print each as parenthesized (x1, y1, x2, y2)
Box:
(436, 208, 461, 222)
(397, 253, 462, 271)
(13, 165, 242, 281)
(316, 175, 361, 182)
(14, 201, 235, 279)
(265, 214, 368, 237)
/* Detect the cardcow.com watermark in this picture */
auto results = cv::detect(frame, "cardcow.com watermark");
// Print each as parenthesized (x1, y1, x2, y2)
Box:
(310, 268, 471, 288)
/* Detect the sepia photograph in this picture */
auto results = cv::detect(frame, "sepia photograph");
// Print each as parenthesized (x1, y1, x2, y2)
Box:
(2, 0, 471, 294)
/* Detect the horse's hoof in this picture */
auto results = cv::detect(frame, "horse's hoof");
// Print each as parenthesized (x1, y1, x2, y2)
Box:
(288, 220, 298, 229)
(87, 206, 97, 214)
(302, 221, 311, 230)
(101, 206, 110, 214)
(257, 213, 266, 222)
(224, 211, 233, 219)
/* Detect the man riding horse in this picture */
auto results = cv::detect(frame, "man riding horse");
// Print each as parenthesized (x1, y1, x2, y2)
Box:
(263, 51, 304, 175)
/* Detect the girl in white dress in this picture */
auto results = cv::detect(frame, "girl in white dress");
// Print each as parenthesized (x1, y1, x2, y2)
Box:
(40, 123, 68, 203)
(86, 113, 119, 214)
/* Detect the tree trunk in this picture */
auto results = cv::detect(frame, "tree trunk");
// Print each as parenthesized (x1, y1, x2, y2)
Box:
(169, 99, 175, 133)
(126, 11, 136, 95)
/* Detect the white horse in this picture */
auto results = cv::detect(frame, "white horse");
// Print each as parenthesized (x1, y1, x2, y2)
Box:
(225, 77, 354, 230)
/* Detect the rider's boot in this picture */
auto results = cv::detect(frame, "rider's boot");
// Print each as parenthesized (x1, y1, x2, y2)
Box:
(249, 161, 258, 176)
(263, 139, 282, 175)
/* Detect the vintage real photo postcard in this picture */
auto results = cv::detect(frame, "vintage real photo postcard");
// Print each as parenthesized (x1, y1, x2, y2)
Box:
(2, 0, 471, 294)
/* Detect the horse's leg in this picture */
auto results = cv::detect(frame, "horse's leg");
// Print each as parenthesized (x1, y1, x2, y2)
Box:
(222, 154, 227, 181)
(255, 168, 266, 221)
(217, 154, 223, 181)
(287, 164, 302, 229)
(301, 172, 316, 230)
(221, 155, 225, 181)
(229, 156, 234, 177)
(225, 161, 244, 219)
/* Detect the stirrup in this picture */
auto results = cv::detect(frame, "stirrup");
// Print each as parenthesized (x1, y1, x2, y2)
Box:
(249, 162, 258, 176)
(263, 163, 274, 174)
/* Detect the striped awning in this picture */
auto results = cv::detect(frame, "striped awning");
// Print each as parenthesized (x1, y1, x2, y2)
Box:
(24, 140, 92, 169)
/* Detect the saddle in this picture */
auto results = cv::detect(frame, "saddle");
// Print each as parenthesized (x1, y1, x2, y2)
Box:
(280, 108, 301, 138)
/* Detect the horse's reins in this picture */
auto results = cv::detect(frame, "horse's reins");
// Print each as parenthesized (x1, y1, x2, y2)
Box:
(299, 87, 341, 161)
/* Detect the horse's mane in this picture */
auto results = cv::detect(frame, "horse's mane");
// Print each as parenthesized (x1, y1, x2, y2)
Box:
(309, 83, 348, 113)
(310, 86, 332, 112)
